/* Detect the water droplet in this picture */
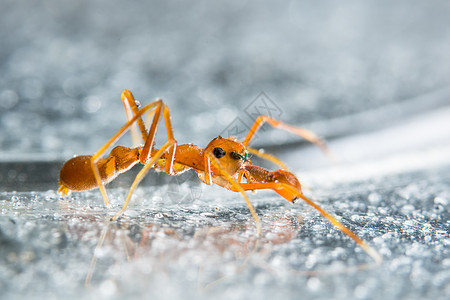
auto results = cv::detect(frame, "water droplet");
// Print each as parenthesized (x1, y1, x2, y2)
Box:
(421, 223, 432, 235)
(124, 209, 139, 218)
(401, 204, 415, 214)
(200, 212, 217, 218)
(354, 284, 370, 299)
(435, 230, 449, 240)
(397, 184, 419, 200)
(82, 95, 102, 113)
(307, 277, 321, 291)
(367, 192, 382, 205)
(434, 196, 448, 206)
(351, 214, 363, 222)
(100, 279, 118, 297)
(433, 204, 444, 214)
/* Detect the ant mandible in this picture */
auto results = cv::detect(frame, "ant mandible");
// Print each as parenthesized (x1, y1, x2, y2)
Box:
(58, 90, 382, 264)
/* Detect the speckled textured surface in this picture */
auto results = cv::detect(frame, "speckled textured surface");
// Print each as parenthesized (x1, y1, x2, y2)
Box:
(1, 1, 449, 299)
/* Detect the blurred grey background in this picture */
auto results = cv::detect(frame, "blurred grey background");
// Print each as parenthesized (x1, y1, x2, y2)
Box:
(1, 0, 450, 161)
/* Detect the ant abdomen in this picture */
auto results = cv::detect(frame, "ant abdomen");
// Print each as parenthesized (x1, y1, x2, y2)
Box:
(59, 146, 140, 192)
(59, 155, 102, 191)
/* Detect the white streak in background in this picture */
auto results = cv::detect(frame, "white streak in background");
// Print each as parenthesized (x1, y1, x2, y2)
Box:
(306, 85, 450, 139)
(298, 106, 450, 188)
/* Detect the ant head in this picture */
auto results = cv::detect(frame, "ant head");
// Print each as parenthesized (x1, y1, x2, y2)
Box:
(205, 136, 249, 174)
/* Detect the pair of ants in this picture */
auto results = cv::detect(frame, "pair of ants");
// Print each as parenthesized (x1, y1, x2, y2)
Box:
(58, 90, 381, 264)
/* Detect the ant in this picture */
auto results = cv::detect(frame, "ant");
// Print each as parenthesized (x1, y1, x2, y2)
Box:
(58, 90, 382, 264)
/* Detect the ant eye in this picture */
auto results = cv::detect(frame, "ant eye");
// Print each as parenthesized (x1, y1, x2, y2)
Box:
(213, 147, 226, 158)
(230, 151, 242, 160)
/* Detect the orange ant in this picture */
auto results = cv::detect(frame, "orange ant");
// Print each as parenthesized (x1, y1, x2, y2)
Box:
(58, 90, 382, 264)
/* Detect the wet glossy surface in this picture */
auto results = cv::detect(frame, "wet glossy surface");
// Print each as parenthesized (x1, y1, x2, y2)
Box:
(1, 163, 449, 300)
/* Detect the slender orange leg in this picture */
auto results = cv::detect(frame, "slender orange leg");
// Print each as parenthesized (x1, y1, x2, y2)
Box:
(203, 156, 212, 185)
(120, 91, 177, 175)
(205, 152, 262, 236)
(58, 185, 70, 195)
(90, 98, 170, 208)
(121, 90, 148, 145)
(230, 181, 382, 264)
(137, 99, 177, 173)
(110, 96, 178, 219)
(246, 147, 290, 170)
(139, 101, 162, 163)
(162, 105, 177, 175)
(111, 138, 177, 220)
(237, 169, 246, 184)
(242, 115, 334, 159)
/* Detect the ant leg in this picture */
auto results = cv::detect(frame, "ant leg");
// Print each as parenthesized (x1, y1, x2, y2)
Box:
(203, 156, 212, 185)
(121, 90, 148, 146)
(246, 147, 290, 170)
(242, 115, 335, 160)
(58, 184, 70, 195)
(137, 100, 162, 164)
(121, 94, 177, 175)
(237, 169, 246, 183)
(230, 181, 382, 264)
(205, 152, 262, 236)
(162, 105, 177, 175)
(90, 99, 167, 208)
(85, 220, 110, 286)
(111, 138, 176, 220)
(111, 100, 178, 219)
